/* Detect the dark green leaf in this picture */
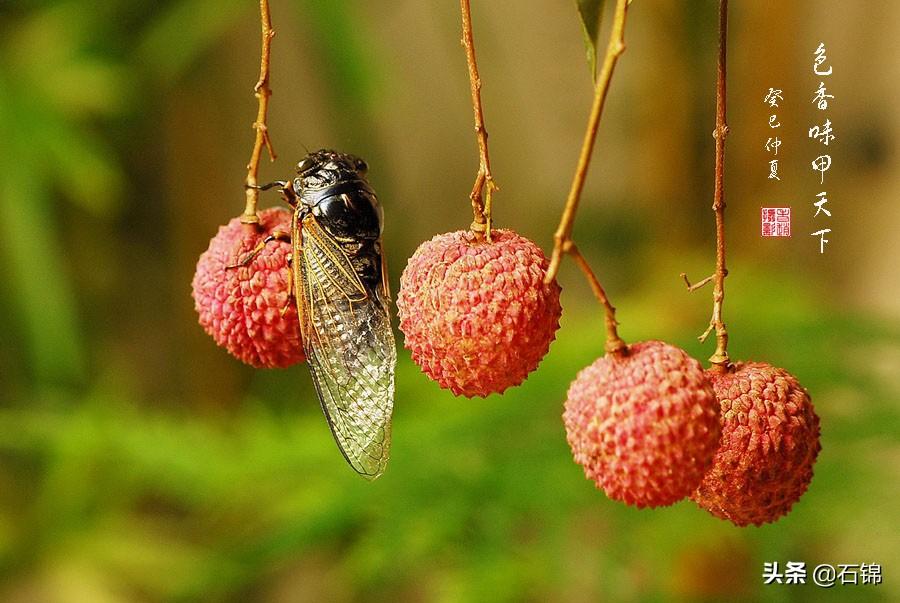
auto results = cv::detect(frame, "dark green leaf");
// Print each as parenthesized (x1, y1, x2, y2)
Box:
(574, 0, 606, 79)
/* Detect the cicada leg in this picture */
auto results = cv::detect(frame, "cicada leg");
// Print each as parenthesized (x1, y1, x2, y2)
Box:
(226, 231, 292, 269)
(246, 180, 289, 192)
(247, 180, 299, 207)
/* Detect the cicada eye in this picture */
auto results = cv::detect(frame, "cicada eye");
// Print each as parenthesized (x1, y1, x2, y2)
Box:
(355, 159, 368, 174)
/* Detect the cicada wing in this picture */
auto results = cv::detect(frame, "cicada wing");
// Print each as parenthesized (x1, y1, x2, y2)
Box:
(295, 215, 396, 479)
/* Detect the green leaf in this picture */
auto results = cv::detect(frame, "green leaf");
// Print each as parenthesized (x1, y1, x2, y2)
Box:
(574, 0, 606, 79)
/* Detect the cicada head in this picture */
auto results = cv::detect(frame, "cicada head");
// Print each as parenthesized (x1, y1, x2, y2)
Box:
(292, 149, 369, 195)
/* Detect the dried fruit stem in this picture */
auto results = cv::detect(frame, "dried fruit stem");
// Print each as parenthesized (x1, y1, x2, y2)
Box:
(460, 0, 497, 241)
(709, 0, 730, 369)
(544, 0, 629, 353)
(242, 0, 277, 226)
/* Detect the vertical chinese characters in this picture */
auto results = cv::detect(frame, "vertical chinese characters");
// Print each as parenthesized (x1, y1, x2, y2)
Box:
(810, 42, 834, 253)
(764, 88, 783, 181)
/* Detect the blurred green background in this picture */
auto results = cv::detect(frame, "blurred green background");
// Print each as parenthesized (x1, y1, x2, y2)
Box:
(1, 1, 898, 601)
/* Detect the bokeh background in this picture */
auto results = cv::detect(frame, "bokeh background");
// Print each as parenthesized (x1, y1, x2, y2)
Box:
(1, 1, 898, 601)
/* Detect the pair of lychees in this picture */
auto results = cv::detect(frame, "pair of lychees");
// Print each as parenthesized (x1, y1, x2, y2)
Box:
(192, 210, 559, 393)
(563, 343, 820, 526)
(193, 216, 819, 526)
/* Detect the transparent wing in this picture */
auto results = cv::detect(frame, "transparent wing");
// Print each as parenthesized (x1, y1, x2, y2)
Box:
(294, 215, 396, 479)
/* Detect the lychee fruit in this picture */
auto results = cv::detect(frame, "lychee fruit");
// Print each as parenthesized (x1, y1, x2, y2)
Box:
(397, 229, 562, 397)
(563, 340, 721, 508)
(192, 207, 304, 368)
(692, 362, 821, 526)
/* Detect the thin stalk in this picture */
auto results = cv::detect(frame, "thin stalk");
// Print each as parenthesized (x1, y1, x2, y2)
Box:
(460, 0, 497, 241)
(544, 0, 630, 354)
(678, 0, 732, 370)
(241, 0, 277, 225)
(708, 0, 730, 369)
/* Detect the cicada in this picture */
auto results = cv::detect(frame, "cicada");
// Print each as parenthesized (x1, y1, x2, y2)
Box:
(239, 149, 396, 479)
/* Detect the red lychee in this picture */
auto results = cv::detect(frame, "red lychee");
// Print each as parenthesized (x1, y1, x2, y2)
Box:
(192, 207, 304, 368)
(563, 340, 721, 508)
(692, 362, 821, 526)
(397, 229, 562, 397)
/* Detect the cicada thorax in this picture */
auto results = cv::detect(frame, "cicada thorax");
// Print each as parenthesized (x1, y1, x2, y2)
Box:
(299, 181, 384, 293)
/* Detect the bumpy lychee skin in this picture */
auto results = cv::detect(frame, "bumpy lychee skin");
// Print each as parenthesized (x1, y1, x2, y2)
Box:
(397, 229, 562, 397)
(563, 340, 721, 508)
(192, 208, 304, 368)
(692, 362, 821, 527)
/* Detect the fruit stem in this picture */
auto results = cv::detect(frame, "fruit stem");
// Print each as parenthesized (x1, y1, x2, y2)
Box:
(708, 0, 731, 369)
(460, 0, 497, 242)
(544, 0, 629, 353)
(242, 0, 277, 226)
(566, 242, 627, 355)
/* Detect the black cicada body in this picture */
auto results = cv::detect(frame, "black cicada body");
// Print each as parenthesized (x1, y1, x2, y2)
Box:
(276, 149, 395, 479)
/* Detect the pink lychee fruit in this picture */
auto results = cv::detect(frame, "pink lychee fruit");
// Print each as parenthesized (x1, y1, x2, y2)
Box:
(397, 229, 562, 397)
(692, 362, 821, 526)
(192, 207, 304, 368)
(563, 340, 721, 508)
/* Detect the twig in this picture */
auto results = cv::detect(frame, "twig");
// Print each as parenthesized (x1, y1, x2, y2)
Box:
(543, 0, 629, 354)
(460, 0, 497, 241)
(545, 0, 629, 283)
(707, 0, 730, 369)
(680, 272, 715, 292)
(241, 0, 277, 225)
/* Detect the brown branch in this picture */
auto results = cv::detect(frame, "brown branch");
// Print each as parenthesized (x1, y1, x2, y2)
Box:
(241, 0, 277, 225)
(708, 0, 730, 369)
(545, 0, 629, 284)
(460, 0, 497, 241)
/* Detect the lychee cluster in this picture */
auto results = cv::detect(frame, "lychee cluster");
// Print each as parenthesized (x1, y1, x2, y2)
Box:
(692, 362, 821, 526)
(190, 210, 822, 526)
(191, 207, 304, 368)
(397, 229, 562, 397)
(563, 340, 721, 508)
